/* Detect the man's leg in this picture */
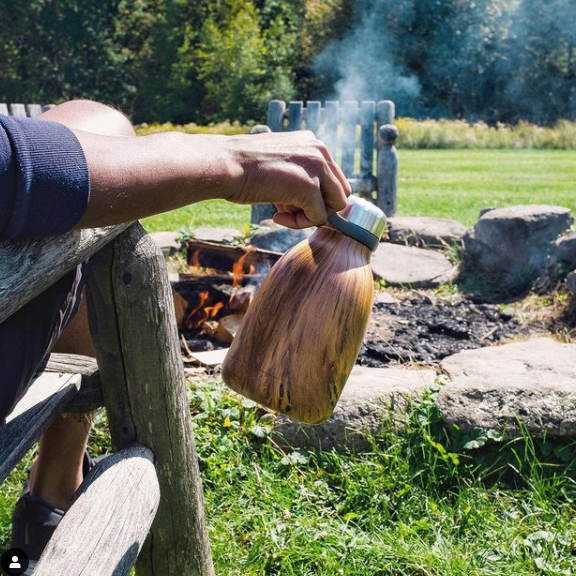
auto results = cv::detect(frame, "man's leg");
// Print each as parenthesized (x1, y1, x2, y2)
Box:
(29, 101, 135, 511)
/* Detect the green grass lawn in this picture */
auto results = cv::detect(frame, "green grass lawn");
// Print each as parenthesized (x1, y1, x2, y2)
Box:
(142, 150, 576, 233)
(4, 380, 575, 575)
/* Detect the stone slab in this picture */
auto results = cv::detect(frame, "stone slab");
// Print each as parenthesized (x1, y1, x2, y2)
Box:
(567, 270, 576, 296)
(149, 231, 182, 256)
(274, 366, 438, 451)
(248, 224, 313, 253)
(387, 216, 467, 247)
(437, 338, 576, 437)
(372, 243, 457, 288)
(555, 232, 576, 266)
(193, 227, 242, 243)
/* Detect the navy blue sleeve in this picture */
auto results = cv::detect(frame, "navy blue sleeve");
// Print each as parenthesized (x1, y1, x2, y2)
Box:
(0, 114, 90, 240)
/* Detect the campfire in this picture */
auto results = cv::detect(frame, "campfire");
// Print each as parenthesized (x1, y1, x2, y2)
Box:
(171, 239, 281, 364)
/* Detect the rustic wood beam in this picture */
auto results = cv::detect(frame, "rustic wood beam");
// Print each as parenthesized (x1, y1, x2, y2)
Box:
(0, 224, 129, 323)
(86, 223, 214, 576)
(0, 373, 80, 485)
(33, 444, 159, 576)
(45, 353, 103, 413)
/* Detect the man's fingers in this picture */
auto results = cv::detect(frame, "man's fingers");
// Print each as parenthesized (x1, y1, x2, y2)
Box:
(315, 142, 352, 197)
(273, 210, 316, 229)
(275, 183, 328, 229)
(320, 163, 348, 214)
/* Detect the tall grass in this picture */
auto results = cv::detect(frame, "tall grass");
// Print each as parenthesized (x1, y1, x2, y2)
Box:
(396, 118, 576, 150)
(136, 118, 576, 149)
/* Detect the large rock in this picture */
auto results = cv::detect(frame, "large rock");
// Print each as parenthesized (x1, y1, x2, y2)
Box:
(371, 243, 457, 288)
(463, 205, 573, 292)
(248, 223, 313, 253)
(437, 338, 576, 437)
(567, 270, 576, 297)
(387, 216, 467, 247)
(274, 366, 438, 450)
(554, 232, 576, 267)
(193, 227, 242, 243)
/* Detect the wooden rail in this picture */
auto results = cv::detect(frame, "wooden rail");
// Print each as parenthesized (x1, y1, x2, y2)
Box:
(0, 221, 214, 575)
(86, 223, 214, 576)
(34, 445, 160, 576)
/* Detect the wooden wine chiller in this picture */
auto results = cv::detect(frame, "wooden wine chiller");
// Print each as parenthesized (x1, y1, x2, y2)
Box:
(222, 196, 386, 424)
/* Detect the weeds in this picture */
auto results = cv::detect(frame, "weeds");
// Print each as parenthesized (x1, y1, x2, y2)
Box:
(2, 378, 576, 575)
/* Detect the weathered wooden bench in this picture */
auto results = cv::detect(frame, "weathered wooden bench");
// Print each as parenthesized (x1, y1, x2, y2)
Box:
(0, 223, 214, 576)
(250, 99, 399, 224)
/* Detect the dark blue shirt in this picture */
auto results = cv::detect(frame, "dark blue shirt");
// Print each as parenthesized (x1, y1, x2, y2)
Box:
(0, 114, 90, 240)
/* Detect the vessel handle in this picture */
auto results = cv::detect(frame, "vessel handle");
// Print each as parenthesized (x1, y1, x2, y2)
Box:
(327, 213, 380, 251)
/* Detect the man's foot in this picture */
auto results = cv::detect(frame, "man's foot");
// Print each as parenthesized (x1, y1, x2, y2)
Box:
(11, 452, 100, 572)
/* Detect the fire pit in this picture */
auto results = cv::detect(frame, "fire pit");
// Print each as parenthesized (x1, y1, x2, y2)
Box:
(171, 239, 532, 371)
(173, 239, 281, 354)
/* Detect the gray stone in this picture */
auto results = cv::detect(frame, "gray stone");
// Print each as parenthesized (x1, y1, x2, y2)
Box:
(464, 205, 573, 292)
(437, 338, 576, 437)
(387, 216, 467, 247)
(371, 243, 457, 288)
(248, 224, 313, 253)
(193, 227, 242, 243)
(554, 232, 576, 266)
(149, 231, 182, 257)
(274, 366, 438, 451)
(374, 291, 400, 305)
(567, 270, 576, 296)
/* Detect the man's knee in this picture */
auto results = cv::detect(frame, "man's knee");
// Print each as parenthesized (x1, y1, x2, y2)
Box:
(40, 99, 136, 137)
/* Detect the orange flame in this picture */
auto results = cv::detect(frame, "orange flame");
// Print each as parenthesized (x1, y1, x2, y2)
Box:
(204, 301, 224, 319)
(232, 248, 255, 288)
(184, 290, 209, 329)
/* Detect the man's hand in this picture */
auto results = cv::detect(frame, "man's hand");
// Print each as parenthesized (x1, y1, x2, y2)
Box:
(225, 131, 351, 229)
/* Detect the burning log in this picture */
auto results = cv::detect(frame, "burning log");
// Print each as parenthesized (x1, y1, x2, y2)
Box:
(187, 239, 280, 274)
(215, 314, 244, 344)
(172, 288, 188, 329)
(228, 285, 256, 313)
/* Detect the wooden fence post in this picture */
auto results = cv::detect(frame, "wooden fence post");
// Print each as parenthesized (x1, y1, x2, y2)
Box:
(267, 100, 285, 132)
(376, 124, 399, 217)
(86, 223, 214, 576)
(376, 99, 395, 127)
(250, 124, 276, 224)
(9, 103, 26, 117)
(305, 101, 321, 135)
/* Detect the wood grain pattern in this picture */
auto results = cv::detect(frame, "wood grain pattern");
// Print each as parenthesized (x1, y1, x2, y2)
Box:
(26, 103, 43, 118)
(33, 444, 159, 576)
(267, 99, 286, 132)
(341, 101, 358, 177)
(360, 101, 376, 178)
(0, 224, 129, 323)
(0, 372, 80, 484)
(377, 125, 399, 217)
(86, 223, 214, 576)
(9, 103, 26, 117)
(222, 227, 374, 424)
(44, 353, 103, 413)
(322, 100, 339, 159)
(305, 101, 321, 135)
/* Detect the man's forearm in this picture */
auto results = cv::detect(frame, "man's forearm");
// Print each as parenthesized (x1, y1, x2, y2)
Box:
(74, 131, 237, 229)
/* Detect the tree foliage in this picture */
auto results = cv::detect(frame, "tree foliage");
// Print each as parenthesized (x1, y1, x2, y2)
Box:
(0, 0, 574, 124)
